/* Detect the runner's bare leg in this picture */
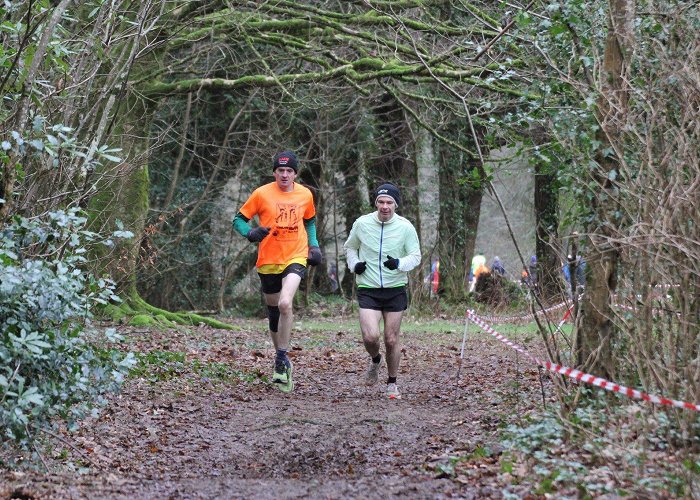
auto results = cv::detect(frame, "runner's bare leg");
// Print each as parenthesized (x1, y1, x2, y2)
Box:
(359, 308, 382, 358)
(383, 311, 404, 378)
(264, 273, 302, 350)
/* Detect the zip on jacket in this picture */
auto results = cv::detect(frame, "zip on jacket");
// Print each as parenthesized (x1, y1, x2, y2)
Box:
(344, 212, 422, 289)
(379, 222, 385, 287)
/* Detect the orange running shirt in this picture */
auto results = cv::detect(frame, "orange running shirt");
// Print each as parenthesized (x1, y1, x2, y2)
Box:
(238, 182, 316, 269)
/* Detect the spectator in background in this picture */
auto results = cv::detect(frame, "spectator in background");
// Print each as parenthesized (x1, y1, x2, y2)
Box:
(562, 257, 572, 297)
(471, 260, 490, 292)
(575, 256, 586, 289)
(528, 255, 537, 286)
(521, 267, 530, 287)
(563, 254, 587, 297)
(528, 255, 539, 294)
(328, 262, 339, 292)
(430, 258, 440, 296)
(469, 251, 486, 292)
(491, 256, 506, 276)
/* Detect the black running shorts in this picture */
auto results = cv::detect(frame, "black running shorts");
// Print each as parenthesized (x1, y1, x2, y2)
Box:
(258, 263, 306, 294)
(357, 286, 408, 312)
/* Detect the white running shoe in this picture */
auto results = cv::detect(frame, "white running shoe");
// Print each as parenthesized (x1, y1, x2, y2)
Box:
(386, 383, 401, 399)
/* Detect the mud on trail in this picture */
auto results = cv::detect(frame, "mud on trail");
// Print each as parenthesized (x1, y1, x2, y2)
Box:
(2, 316, 547, 499)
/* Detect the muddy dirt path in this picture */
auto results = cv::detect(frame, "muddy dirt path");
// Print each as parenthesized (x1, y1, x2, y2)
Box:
(2, 318, 547, 499)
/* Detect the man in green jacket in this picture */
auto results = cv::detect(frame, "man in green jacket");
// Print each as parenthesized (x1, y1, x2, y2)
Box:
(344, 183, 421, 399)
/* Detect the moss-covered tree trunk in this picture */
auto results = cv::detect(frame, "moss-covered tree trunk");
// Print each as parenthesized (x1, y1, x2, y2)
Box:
(534, 159, 560, 302)
(86, 101, 233, 329)
(87, 100, 150, 296)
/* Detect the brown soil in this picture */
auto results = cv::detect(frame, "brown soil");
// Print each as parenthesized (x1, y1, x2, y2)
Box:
(1, 316, 548, 499)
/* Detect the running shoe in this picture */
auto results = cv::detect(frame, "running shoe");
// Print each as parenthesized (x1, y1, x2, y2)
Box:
(386, 382, 401, 399)
(272, 359, 294, 393)
(365, 357, 381, 386)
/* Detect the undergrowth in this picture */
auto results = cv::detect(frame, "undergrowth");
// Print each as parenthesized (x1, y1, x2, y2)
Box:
(499, 401, 700, 498)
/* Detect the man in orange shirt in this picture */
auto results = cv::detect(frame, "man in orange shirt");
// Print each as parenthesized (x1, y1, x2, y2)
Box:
(232, 151, 322, 393)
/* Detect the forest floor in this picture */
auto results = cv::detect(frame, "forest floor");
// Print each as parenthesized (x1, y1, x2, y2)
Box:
(1, 310, 697, 499)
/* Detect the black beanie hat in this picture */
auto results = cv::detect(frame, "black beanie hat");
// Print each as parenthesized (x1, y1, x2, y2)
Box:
(374, 183, 400, 207)
(272, 151, 298, 172)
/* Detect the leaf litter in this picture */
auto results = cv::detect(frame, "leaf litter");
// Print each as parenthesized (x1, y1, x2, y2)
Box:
(1, 316, 695, 498)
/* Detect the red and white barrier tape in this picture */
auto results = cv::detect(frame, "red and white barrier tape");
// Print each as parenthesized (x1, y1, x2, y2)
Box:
(465, 309, 699, 413)
(480, 301, 569, 324)
(484, 296, 681, 325)
(615, 301, 682, 317)
(553, 305, 574, 336)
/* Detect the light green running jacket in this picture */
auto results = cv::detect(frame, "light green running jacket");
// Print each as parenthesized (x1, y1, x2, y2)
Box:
(344, 211, 421, 289)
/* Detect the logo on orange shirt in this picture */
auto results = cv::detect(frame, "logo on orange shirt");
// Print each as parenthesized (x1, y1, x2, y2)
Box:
(273, 203, 300, 240)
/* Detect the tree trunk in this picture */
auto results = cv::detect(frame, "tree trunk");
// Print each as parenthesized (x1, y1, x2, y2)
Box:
(437, 145, 482, 300)
(87, 102, 151, 295)
(576, 0, 635, 378)
(534, 159, 560, 302)
(416, 126, 440, 272)
(340, 136, 371, 296)
(210, 175, 248, 312)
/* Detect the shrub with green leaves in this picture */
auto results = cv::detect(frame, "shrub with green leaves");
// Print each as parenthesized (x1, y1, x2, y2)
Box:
(0, 208, 135, 450)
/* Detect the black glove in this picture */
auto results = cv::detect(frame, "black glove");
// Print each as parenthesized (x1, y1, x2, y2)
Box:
(383, 255, 399, 270)
(307, 246, 322, 266)
(354, 262, 367, 275)
(246, 226, 270, 242)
